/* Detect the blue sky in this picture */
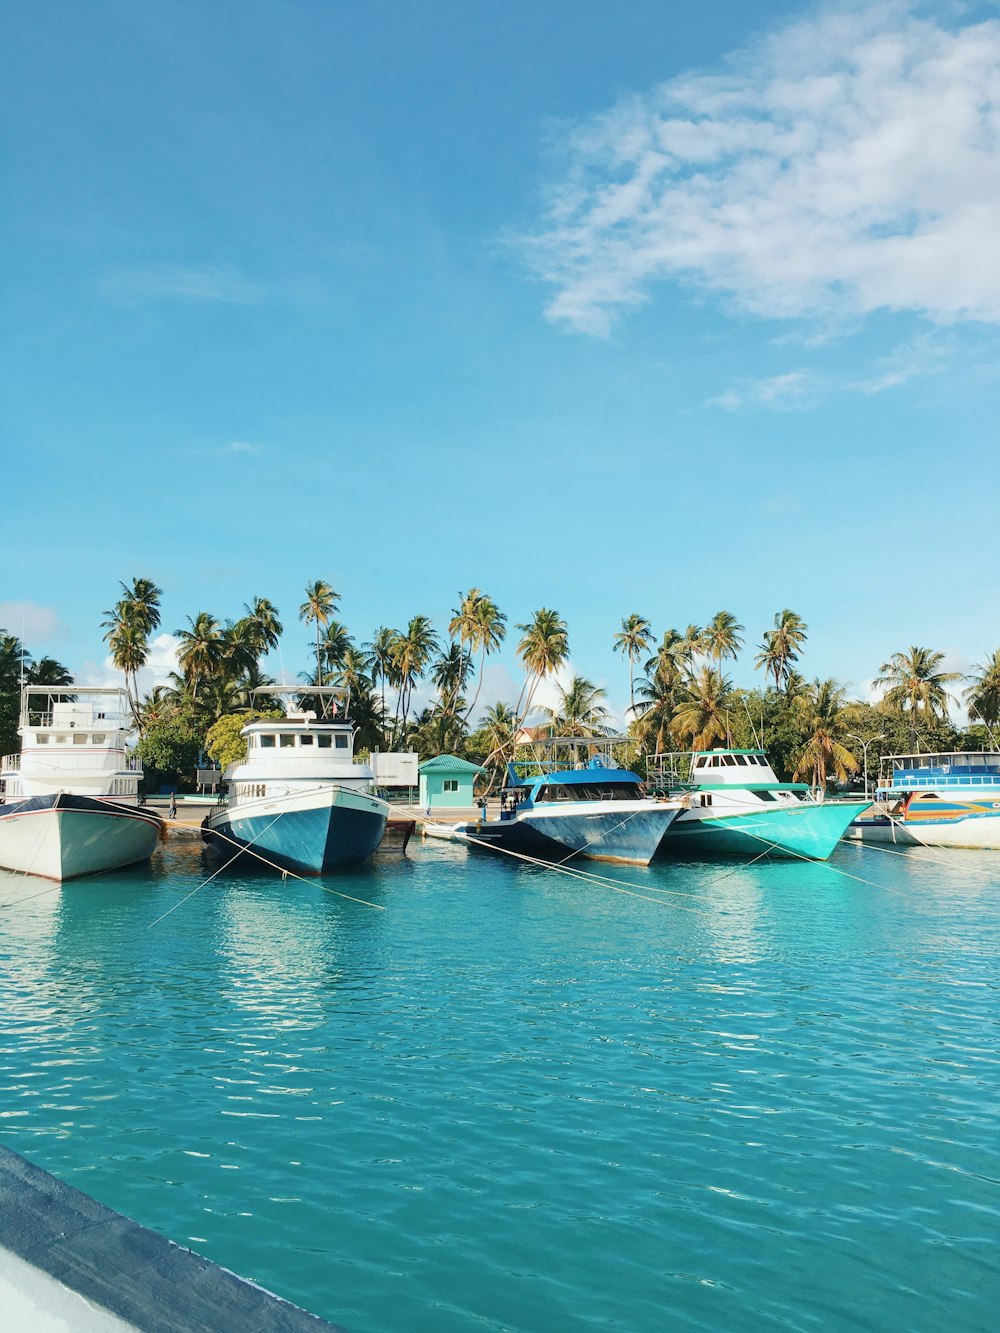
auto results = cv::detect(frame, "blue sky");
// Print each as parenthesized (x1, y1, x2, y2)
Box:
(3, 0, 999, 717)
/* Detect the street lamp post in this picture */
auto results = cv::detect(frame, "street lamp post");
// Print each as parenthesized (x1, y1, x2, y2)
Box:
(848, 733, 886, 798)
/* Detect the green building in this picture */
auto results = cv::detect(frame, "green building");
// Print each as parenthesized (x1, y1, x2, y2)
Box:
(418, 754, 485, 814)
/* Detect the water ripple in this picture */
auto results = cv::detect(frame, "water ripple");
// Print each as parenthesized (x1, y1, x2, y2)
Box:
(1, 845, 999, 1331)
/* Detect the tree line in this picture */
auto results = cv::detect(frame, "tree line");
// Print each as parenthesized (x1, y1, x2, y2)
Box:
(3, 587, 999, 791)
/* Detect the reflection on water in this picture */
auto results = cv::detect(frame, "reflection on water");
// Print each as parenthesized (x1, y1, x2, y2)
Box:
(1, 840, 999, 1333)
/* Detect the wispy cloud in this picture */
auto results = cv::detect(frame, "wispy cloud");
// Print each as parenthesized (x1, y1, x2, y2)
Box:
(0, 601, 67, 642)
(224, 440, 266, 455)
(98, 263, 265, 306)
(708, 331, 955, 411)
(707, 369, 822, 411)
(522, 2, 1000, 335)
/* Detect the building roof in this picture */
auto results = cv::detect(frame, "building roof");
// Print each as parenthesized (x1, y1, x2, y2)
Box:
(418, 753, 486, 775)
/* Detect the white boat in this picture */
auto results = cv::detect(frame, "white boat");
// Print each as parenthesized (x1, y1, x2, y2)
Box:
(846, 752, 1000, 850)
(0, 688, 161, 881)
(202, 688, 389, 875)
(648, 750, 871, 861)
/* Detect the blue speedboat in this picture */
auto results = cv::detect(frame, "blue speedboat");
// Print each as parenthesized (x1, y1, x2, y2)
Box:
(202, 689, 389, 875)
(464, 746, 681, 866)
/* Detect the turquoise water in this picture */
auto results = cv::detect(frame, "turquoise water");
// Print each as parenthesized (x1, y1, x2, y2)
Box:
(1, 839, 999, 1332)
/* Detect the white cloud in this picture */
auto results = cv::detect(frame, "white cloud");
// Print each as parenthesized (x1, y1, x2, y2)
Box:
(707, 369, 822, 411)
(0, 601, 67, 643)
(98, 263, 264, 306)
(80, 633, 182, 693)
(523, 2, 1000, 334)
(143, 633, 182, 685)
(224, 440, 266, 455)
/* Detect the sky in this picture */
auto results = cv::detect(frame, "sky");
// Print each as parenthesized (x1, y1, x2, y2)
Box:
(3, 0, 999, 720)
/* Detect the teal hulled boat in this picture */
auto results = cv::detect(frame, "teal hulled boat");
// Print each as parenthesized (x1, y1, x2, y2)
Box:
(648, 749, 870, 861)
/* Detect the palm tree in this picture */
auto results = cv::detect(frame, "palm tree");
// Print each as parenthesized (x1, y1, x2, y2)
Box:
(432, 641, 472, 707)
(26, 657, 73, 687)
(102, 577, 163, 721)
(613, 614, 653, 716)
(965, 649, 1000, 734)
(449, 589, 507, 721)
(103, 618, 148, 723)
(113, 577, 162, 637)
(793, 679, 858, 789)
(670, 667, 732, 751)
(703, 611, 744, 667)
(219, 618, 259, 683)
(367, 627, 401, 741)
(874, 645, 960, 747)
(393, 615, 440, 733)
(755, 609, 808, 692)
(679, 623, 706, 665)
(298, 580, 339, 687)
(544, 675, 610, 738)
(514, 608, 570, 730)
(320, 620, 353, 676)
(243, 597, 283, 656)
(176, 612, 223, 702)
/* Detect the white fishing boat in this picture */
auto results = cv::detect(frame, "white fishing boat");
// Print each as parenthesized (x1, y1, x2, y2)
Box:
(202, 688, 389, 875)
(847, 752, 1000, 850)
(0, 687, 161, 881)
(648, 750, 870, 860)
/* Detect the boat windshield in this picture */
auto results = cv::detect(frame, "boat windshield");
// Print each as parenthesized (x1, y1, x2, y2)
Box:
(534, 782, 640, 802)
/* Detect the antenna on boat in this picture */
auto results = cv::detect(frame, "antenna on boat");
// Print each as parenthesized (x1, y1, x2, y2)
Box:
(738, 691, 763, 750)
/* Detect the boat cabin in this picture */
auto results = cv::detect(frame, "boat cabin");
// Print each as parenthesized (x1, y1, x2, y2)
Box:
(1, 687, 142, 803)
(877, 752, 1000, 794)
(646, 750, 810, 798)
(503, 754, 644, 816)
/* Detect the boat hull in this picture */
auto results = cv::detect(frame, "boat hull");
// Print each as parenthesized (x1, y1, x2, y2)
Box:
(466, 801, 680, 866)
(203, 785, 388, 875)
(0, 794, 162, 881)
(848, 807, 1000, 850)
(659, 801, 870, 861)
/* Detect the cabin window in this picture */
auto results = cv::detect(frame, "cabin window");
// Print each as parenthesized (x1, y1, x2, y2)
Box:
(300, 734, 314, 746)
(443, 779, 459, 793)
(37, 734, 49, 744)
(280, 734, 295, 748)
(335, 735, 348, 749)
(56, 735, 68, 744)
(317, 734, 332, 748)
(723, 755, 737, 766)
(259, 735, 274, 748)
(92, 734, 106, 745)
(73, 734, 87, 745)
(699, 794, 713, 807)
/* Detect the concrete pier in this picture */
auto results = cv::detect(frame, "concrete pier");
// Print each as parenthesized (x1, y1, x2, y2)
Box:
(0, 1144, 343, 1332)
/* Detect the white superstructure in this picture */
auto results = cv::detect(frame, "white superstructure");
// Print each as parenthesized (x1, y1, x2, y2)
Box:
(0, 687, 161, 881)
(1, 688, 143, 804)
(203, 688, 389, 874)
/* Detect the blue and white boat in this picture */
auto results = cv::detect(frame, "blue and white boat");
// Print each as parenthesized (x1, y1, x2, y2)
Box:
(464, 739, 682, 866)
(647, 749, 870, 861)
(0, 687, 161, 881)
(202, 688, 389, 875)
(847, 751, 1000, 850)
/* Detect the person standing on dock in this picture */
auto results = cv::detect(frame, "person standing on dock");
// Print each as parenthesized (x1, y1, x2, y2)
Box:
(169, 793, 177, 820)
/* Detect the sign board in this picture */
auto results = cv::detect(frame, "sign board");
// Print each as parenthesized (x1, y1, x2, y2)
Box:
(369, 751, 419, 787)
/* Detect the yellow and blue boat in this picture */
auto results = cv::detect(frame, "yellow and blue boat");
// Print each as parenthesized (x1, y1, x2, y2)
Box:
(848, 752, 1000, 850)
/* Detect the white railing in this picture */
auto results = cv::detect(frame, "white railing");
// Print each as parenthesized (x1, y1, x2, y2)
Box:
(1, 754, 19, 771)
